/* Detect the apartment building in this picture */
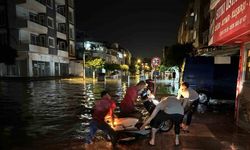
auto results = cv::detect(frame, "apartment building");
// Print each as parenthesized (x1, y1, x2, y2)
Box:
(0, 0, 79, 77)
(82, 41, 130, 65)
(177, 0, 210, 49)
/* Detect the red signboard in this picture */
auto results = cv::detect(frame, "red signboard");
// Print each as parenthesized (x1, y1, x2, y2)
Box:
(210, 0, 250, 45)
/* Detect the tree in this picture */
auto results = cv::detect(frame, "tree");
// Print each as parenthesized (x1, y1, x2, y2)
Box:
(129, 64, 137, 75)
(159, 65, 167, 73)
(104, 63, 120, 72)
(85, 57, 104, 79)
(164, 43, 194, 68)
(120, 64, 129, 75)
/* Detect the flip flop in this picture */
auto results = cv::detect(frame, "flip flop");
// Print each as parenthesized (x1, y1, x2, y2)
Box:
(148, 142, 155, 146)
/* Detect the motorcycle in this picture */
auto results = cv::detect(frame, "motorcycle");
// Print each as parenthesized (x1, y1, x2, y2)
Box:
(105, 89, 174, 143)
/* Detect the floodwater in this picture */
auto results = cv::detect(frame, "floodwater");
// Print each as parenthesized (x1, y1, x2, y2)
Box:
(0, 78, 178, 150)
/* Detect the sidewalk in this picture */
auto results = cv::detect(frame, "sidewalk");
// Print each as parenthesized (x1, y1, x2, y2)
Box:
(37, 110, 250, 150)
(82, 111, 250, 150)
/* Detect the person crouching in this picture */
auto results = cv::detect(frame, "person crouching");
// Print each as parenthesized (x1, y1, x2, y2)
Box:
(85, 90, 117, 146)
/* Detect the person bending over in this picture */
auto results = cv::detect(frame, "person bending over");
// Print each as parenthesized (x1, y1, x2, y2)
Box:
(177, 82, 199, 132)
(85, 90, 117, 146)
(120, 80, 147, 118)
(140, 96, 184, 146)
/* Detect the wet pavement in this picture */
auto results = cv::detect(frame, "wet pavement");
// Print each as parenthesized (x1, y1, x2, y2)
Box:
(83, 110, 250, 150)
(1, 78, 250, 150)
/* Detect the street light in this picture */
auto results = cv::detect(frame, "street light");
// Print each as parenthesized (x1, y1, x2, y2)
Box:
(137, 59, 141, 64)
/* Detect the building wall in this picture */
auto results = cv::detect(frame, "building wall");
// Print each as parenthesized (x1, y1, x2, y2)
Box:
(69, 61, 83, 76)
(177, 0, 210, 49)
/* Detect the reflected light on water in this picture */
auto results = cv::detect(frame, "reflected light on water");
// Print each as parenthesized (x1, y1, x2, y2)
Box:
(0, 78, 174, 149)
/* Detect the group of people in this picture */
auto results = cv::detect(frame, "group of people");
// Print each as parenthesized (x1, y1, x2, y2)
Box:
(84, 80, 199, 147)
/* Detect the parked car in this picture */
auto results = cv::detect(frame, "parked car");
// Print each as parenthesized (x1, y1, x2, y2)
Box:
(182, 56, 239, 105)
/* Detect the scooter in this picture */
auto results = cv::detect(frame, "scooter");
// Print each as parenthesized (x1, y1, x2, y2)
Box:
(105, 89, 173, 143)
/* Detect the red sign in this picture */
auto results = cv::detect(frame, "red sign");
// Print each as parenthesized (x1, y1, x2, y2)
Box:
(151, 57, 161, 67)
(210, 0, 250, 45)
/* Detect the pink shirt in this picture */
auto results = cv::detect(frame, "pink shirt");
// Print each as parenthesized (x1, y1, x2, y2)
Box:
(120, 86, 138, 113)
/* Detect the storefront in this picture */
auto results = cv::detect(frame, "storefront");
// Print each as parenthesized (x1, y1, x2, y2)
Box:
(209, 0, 250, 131)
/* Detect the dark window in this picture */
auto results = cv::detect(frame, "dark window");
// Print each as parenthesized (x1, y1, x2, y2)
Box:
(30, 34, 38, 45)
(0, 32, 7, 45)
(47, 17, 54, 28)
(39, 34, 46, 47)
(57, 5, 65, 16)
(32, 60, 50, 76)
(58, 23, 66, 33)
(0, 6, 6, 27)
(68, 0, 74, 8)
(47, 0, 53, 8)
(69, 27, 74, 39)
(69, 43, 74, 55)
(38, 14, 45, 26)
(48, 37, 55, 47)
(29, 12, 38, 23)
(58, 41, 66, 51)
(68, 11, 73, 23)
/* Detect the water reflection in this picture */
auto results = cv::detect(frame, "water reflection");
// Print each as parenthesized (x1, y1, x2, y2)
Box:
(0, 78, 177, 149)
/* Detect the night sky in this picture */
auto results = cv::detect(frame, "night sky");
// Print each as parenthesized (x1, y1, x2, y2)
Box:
(75, 0, 188, 58)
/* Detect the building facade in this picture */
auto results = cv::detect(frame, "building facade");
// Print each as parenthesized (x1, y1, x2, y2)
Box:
(209, 0, 250, 131)
(82, 41, 131, 65)
(177, 0, 210, 49)
(0, 0, 79, 77)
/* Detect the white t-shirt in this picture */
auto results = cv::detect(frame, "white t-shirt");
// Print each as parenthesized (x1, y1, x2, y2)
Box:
(156, 96, 184, 115)
(177, 87, 199, 102)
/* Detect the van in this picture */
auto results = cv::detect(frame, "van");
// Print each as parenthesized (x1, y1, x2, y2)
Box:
(182, 56, 239, 104)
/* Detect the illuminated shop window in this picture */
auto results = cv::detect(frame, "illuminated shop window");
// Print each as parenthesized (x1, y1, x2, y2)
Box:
(246, 49, 250, 81)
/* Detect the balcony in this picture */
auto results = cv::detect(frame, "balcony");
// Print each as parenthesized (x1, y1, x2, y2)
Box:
(58, 50, 68, 57)
(56, 12, 66, 23)
(16, 42, 48, 54)
(16, 18, 48, 34)
(55, 0, 65, 5)
(16, 0, 46, 13)
(57, 31, 67, 40)
(29, 44, 48, 54)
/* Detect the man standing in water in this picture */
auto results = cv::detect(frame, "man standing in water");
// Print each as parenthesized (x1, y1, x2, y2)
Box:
(85, 90, 117, 146)
(120, 81, 147, 118)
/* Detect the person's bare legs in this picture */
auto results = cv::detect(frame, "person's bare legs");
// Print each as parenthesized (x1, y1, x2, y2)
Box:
(149, 128, 157, 145)
(175, 134, 180, 145)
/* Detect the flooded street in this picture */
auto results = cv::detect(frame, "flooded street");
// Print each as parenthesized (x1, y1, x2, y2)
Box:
(0, 78, 177, 150)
